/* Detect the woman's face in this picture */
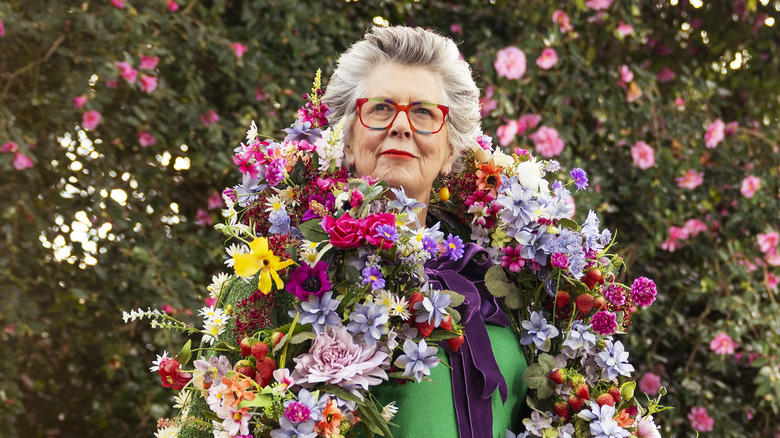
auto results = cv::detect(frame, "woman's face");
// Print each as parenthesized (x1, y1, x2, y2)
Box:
(348, 63, 454, 204)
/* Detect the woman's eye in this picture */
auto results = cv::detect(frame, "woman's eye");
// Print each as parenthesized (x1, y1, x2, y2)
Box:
(412, 107, 433, 117)
(373, 103, 393, 112)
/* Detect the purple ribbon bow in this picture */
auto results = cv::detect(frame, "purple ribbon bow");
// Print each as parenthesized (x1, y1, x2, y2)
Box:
(424, 243, 509, 438)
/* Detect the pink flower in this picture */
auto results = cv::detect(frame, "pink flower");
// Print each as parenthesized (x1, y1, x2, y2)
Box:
(200, 109, 220, 126)
(161, 304, 175, 314)
(704, 119, 725, 148)
(766, 272, 779, 291)
(362, 213, 396, 250)
(710, 332, 737, 355)
(638, 372, 662, 395)
(231, 42, 248, 58)
(496, 121, 519, 146)
(676, 170, 704, 189)
(626, 82, 643, 102)
(683, 219, 708, 237)
(494, 46, 527, 79)
(687, 406, 715, 432)
(168, 1, 179, 12)
(479, 85, 497, 117)
(1, 141, 18, 153)
(529, 125, 565, 158)
(0, 19, 5, 37)
(616, 21, 633, 36)
(139, 74, 158, 93)
(630, 141, 655, 169)
(450, 23, 463, 35)
(111, 0, 126, 9)
(255, 86, 269, 101)
(725, 121, 739, 136)
(204, 296, 217, 307)
(656, 67, 676, 82)
(585, 0, 613, 10)
(73, 95, 87, 108)
(618, 65, 634, 86)
(138, 131, 156, 147)
(207, 191, 223, 210)
(82, 110, 102, 130)
(767, 250, 780, 267)
(675, 97, 686, 107)
(323, 213, 365, 249)
(740, 175, 761, 198)
(536, 48, 558, 70)
(13, 153, 34, 170)
(757, 231, 779, 254)
(519, 114, 542, 130)
(552, 10, 574, 33)
(114, 61, 137, 83)
(139, 55, 159, 70)
(105, 80, 118, 88)
(196, 209, 213, 226)
(500, 245, 524, 272)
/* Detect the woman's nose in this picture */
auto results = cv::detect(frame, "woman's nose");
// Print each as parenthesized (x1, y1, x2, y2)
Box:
(388, 111, 413, 139)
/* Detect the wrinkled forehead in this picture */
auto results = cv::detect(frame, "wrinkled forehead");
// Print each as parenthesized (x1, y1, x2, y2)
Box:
(360, 63, 445, 105)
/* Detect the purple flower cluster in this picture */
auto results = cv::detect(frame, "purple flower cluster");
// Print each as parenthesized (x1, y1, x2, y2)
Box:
(630, 276, 657, 308)
(442, 234, 465, 261)
(604, 283, 627, 306)
(591, 310, 618, 336)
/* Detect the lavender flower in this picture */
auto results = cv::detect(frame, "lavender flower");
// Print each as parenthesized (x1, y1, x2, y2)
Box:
(630, 276, 657, 308)
(497, 181, 539, 237)
(414, 289, 452, 328)
(517, 226, 555, 266)
(283, 119, 321, 143)
(293, 291, 341, 335)
(374, 224, 399, 242)
(193, 355, 230, 385)
(582, 210, 612, 251)
(269, 208, 291, 235)
(562, 321, 597, 353)
(595, 339, 634, 381)
(442, 233, 465, 261)
(520, 311, 560, 352)
(570, 167, 588, 190)
(361, 266, 386, 291)
(545, 160, 561, 172)
(346, 302, 389, 347)
(578, 402, 630, 438)
(521, 410, 553, 436)
(394, 339, 440, 382)
(390, 187, 425, 227)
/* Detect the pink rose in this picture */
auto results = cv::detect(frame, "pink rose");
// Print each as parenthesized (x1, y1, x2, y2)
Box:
(111, 0, 126, 9)
(757, 231, 779, 254)
(168, 1, 179, 12)
(675, 170, 704, 189)
(13, 153, 34, 170)
(139, 55, 159, 70)
(161, 304, 175, 314)
(616, 21, 633, 36)
(1, 141, 18, 153)
(82, 110, 102, 131)
(138, 130, 156, 147)
(630, 141, 655, 169)
(73, 95, 87, 108)
(705, 119, 725, 148)
(115, 61, 137, 83)
(496, 121, 519, 146)
(585, 0, 613, 10)
(687, 406, 715, 432)
(552, 10, 573, 33)
(494, 46, 527, 79)
(638, 372, 662, 395)
(766, 272, 779, 291)
(363, 213, 396, 250)
(536, 48, 558, 70)
(529, 125, 564, 158)
(231, 42, 248, 58)
(709, 332, 737, 355)
(139, 74, 158, 93)
(656, 66, 676, 82)
(324, 213, 365, 249)
(740, 175, 761, 198)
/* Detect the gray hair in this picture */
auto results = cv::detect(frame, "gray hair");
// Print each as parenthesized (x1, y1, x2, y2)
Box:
(322, 26, 481, 171)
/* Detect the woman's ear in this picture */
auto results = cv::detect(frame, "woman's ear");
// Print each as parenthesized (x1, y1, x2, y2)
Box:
(439, 145, 457, 176)
(344, 143, 355, 167)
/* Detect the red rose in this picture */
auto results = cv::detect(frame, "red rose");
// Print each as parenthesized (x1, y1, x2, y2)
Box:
(158, 357, 192, 390)
(362, 213, 397, 249)
(325, 213, 365, 249)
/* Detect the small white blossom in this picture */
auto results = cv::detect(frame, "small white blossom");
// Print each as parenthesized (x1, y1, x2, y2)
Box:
(150, 351, 169, 372)
(154, 425, 181, 438)
(245, 120, 258, 143)
(224, 243, 249, 267)
(381, 401, 399, 421)
(207, 273, 231, 298)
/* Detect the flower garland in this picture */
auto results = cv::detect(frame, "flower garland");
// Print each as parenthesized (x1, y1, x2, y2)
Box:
(125, 71, 666, 438)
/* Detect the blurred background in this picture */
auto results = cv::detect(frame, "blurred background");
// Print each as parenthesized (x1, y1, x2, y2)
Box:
(1, 0, 778, 436)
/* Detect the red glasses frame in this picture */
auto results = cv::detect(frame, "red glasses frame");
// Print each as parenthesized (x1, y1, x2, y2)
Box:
(355, 98, 450, 134)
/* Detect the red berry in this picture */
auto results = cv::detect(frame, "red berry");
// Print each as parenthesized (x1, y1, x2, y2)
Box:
(235, 360, 256, 380)
(239, 337, 256, 357)
(256, 356, 276, 381)
(574, 383, 590, 400)
(596, 393, 616, 407)
(568, 395, 585, 412)
(440, 314, 453, 331)
(270, 331, 285, 347)
(255, 374, 270, 388)
(575, 294, 595, 314)
(554, 401, 571, 421)
(446, 335, 465, 352)
(608, 387, 621, 404)
(583, 270, 604, 290)
(548, 368, 567, 385)
(409, 292, 424, 312)
(594, 296, 606, 311)
(417, 320, 434, 337)
(251, 342, 269, 360)
(555, 291, 571, 308)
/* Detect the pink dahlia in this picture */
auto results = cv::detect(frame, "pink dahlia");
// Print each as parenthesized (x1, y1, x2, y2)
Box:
(687, 406, 714, 432)
(591, 310, 617, 336)
(709, 332, 737, 355)
(604, 283, 626, 306)
(630, 276, 656, 308)
(494, 46, 527, 79)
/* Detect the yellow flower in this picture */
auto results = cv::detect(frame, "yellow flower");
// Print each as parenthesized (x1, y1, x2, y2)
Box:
(233, 237, 294, 294)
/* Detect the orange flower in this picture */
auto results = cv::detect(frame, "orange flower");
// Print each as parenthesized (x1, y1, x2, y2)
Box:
(615, 408, 634, 428)
(475, 163, 503, 195)
(315, 398, 344, 437)
(219, 374, 256, 408)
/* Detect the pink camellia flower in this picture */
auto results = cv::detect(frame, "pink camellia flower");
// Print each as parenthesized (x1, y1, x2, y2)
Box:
(616, 21, 633, 36)
(496, 121, 519, 146)
(138, 130, 156, 147)
(139, 74, 158, 93)
(661, 225, 689, 252)
(114, 61, 138, 83)
(630, 141, 655, 169)
(168, 1, 179, 12)
(494, 46, 527, 80)
(585, 0, 613, 10)
(231, 42, 248, 58)
(111, 0, 126, 9)
(710, 332, 737, 355)
(656, 66, 676, 82)
(552, 10, 574, 33)
(536, 48, 558, 70)
(450, 23, 463, 35)
(676, 170, 704, 189)
(139, 55, 159, 70)
(757, 231, 779, 254)
(530, 125, 565, 158)
(683, 219, 708, 237)
(766, 250, 780, 267)
(675, 97, 686, 107)
(626, 82, 643, 102)
(725, 121, 739, 136)
(73, 95, 87, 108)
(207, 191, 223, 210)
(200, 109, 220, 126)
(0, 19, 5, 37)
(1, 141, 18, 153)
(766, 272, 779, 291)
(635, 415, 662, 438)
(479, 85, 497, 117)
(688, 406, 715, 432)
(618, 65, 634, 87)
(704, 119, 725, 148)
(196, 209, 213, 226)
(638, 372, 662, 395)
(519, 113, 542, 130)
(13, 153, 34, 170)
(740, 175, 761, 198)
(82, 110, 102, 130)
(255, 86, 269, 101)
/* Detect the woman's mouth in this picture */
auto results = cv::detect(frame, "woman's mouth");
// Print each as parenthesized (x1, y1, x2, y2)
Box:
(382, 149, 416, 159)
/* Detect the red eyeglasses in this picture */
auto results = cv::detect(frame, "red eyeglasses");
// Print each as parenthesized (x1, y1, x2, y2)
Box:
(356, 98, 449, 134)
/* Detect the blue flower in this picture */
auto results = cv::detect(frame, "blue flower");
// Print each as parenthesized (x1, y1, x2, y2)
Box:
(516, 225, 555, 266)
(570, 167, 589, 190)
(293, 291, 342, 335)
(578, 402, 630, 438)
(497, 181, 539, 238)
(361, 266, 386, 291)
(394, 339, 440, 382)
(520, 311, 560, 352)
(346, 302, 389, 347)
(551, 180, 563, 190)
(269, 208, 291, 235)
(390, 187, 425, 227)
(421, 235, 438, 256)
(562, 320, 598, 353)
(582, 210, 613, 251)
(442, 233, 465, 261)
(414, 289, 452, 327)
(283, 119, 322, 143)
(545, 160, 561, 172)
(595, 339, 634, 381)
(373, 224, 399, 242)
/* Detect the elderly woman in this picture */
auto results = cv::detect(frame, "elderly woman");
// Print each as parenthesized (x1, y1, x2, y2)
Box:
(323, 26, 527, 438)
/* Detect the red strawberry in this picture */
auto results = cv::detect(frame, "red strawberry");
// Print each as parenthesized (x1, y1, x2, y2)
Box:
(251, 342, 269, 360)
(575, 294, 595, 314)
(409, 292, 425, 312)
(256, 356, 276, 381)
(568, 395, 585, 412)
(596, 393, 616, 407)
(574, 383, 590, 400)
(270, 331, 285, 347)
(446, 335, 465, 352)
(255, 374, 270, 388)
(235, 360, 256, 380)
(594, 295, 606, 311)
(554, 401, 571, 421)
(583, 269, 604, 290)
(608, 387, 622, 404)
(439, 314, 453, 331)
(548, 368, 567, 385)
(555, 291, 571, 308)
(239, 337, 256, 357)
(417, 320, 434, 337)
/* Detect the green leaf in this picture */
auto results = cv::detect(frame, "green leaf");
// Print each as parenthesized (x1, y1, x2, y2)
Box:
(318, 384, 364, 404)
(177, 340, 192, 366)
(290, 331, 316, 344)
(441, 290, 465, 307)
(485, 265, 510, 298)
(238, 394, 272, 408)
(298, 219, 329, 242)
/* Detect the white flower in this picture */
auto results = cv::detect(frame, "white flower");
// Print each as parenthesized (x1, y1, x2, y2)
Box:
(173, 391, 192, 411)
(207, 272, 231, 298)
(245, 120, 258, 143)
(264, 195, 286, 213)
(514, 158, 549, 194)
(276, 187, 295, 205)
(154, 425, 181, 438)
(470, 225, 491, 248)
(390, 295, 411, 320)
(381, 401, 399, 421)
(314, 124, 345, 171)
(491, 148, 515, 168)
(150, 351, 169, 373)
(202, 319, 228, 345)
(224, 243, 249, 267)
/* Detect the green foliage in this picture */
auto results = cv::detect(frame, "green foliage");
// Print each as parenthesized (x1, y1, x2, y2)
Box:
(0, 0, 778, 437)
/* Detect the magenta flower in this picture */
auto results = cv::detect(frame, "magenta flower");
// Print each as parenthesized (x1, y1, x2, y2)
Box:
(740, 175, 761, 198)
(82, 110, 102, 131)
(195, 209, 213, 226)
(616, 21, 633, 36)
(139, 55, 159, 70)
(766, 272, 779, 291)
(638, 372, 662, 395)
(675, 170, 704, 189)
(656, 67, 676, 82)
(630, 276, 656, 308)
(114, 61, 137, 83)
(286, 261, 331, 301)
(0, 19, 5, 37)
(536, 48, 558, 70)
(550, 252, 568, 269)
(200, 109, 220, 126)
(709, 332, 737, 355)
(500, 245, 524, 272)
(591, 310, 617, 336)
(111, 0, 126, 9)
(604, 283, 626, 306)
(1, 141, 18, 153)
(682, 219, 708, 237)
(552, 10, 573, 33)
(687, 406, 715, 432)
(231, 42, 248, 58)
(585, 0, 613, 10)
(530, 125, 565, 158)
(496, 121, 519, 146)
(704, 119, 725, 148)
(139, 75, 158, 93)
(494, 46, 527, 79)
(13, 153, 34, 170)
(168, 1, 179, 12)
(138, 130, 156, 147)
(757, 231, 779, 254)
(255, 85, 269, 101)
(630, 141, 655, 169)
(207, 191, 223, 210)
(73, 95, 87, 108)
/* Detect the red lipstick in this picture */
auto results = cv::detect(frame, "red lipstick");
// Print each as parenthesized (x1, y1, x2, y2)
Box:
(382, 149, 415, 159)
